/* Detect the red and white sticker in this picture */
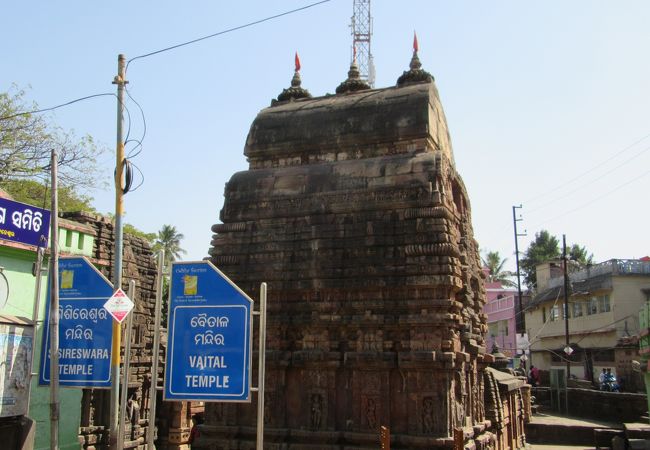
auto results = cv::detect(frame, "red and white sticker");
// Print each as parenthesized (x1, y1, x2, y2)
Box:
(103, 288, 134, 323)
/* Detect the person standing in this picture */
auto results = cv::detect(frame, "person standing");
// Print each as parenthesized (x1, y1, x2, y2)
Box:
(529, 365, 540, 386)
(598, 368, 607, 389)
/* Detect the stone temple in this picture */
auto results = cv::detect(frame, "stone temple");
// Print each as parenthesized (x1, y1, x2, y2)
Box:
(200, 43, 528, 449)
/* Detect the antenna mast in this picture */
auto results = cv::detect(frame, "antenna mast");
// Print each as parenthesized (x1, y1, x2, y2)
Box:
(351, 0, 375, 87)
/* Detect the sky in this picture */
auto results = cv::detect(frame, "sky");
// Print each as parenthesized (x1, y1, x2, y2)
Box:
(2, 1, 649, 272)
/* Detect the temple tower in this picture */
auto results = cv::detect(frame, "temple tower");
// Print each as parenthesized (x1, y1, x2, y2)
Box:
(201, 42, 510, 449)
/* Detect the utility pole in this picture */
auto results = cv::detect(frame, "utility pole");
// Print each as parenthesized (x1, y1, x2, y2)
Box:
(512, 205, 526, 333)
(49, 148, 60, 450)
(109, 53, 127, 450)
(562, 234, 571, 414)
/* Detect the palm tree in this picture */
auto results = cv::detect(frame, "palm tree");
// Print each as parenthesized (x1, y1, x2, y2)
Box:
(153, 224, 187, 267)
(482, 250, 516, 287)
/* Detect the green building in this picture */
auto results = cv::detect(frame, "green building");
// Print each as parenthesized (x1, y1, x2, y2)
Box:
(1, 204, 97, 449)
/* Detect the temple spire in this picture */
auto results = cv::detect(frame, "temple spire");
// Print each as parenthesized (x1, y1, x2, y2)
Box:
(273, 51, 312, 105)
(397, 31, 433, 86)
(335, 48, 370, 94)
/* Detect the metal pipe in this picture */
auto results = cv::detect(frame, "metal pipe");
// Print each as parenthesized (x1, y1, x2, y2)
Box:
(26, 246, 45, 413)
(118, 280, 136, 450)
(110, 53, 127, 450)
(49, 148, 60, 450)
(147, 251, 165, 450)
(256, 283, 267, 449)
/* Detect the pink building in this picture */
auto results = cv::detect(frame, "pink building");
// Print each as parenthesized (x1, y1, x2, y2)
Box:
(484, 280, 518, 358)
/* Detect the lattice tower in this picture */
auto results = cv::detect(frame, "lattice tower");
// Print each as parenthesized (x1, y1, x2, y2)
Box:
(350, 0, 375, 87)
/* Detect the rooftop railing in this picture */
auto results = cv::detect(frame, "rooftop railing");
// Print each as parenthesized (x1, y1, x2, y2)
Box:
(547, 259, 650, 289)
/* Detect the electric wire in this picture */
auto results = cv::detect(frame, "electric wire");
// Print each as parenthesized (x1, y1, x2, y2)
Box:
(124, 87, 147, 158)
(127, 161, 145, 193)
(523, 131, 650, 205)
(125, 0, 332, 72)
(0, 93, 116, 121)
(526, 143, 650, 215)
(527, 167, 650, 229)
(125, 139, 144, 159)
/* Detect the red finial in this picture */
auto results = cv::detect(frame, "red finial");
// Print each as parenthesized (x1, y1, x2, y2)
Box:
(353, 45, 357, 62)
(413, 31, 419, 52)
(295, 52, 301, 72)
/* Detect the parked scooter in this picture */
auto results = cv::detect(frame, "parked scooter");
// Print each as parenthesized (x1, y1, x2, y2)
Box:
(600, 371, 620, 392)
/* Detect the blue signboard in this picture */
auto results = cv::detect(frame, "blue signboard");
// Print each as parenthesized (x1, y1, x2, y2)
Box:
(164, 261, 252, 402)
(0, 197, 50, 247)
(39, 257, 114, 387)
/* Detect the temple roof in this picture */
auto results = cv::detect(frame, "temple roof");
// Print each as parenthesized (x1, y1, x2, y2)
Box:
(245, 80, 454, 166)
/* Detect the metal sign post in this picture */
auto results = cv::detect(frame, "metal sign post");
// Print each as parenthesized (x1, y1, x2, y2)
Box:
(49, 149, 59, 450)
(255, 283, 267, 449)
(147, 251, 165, 450)
(118, 280, 136, 450)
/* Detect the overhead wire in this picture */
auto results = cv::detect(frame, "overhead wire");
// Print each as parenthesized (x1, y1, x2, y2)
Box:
(125, 0, 332, 72)
(485, 132, 650, 255)
(127, 161, 145, 193)
(523, 131, 650, 206)
(124, 87, 146, 158)
(527, 167, 650, 229)
(2, 2, 333, 201)
(526, 142, 650, 215)
(0, 93, 116, 121)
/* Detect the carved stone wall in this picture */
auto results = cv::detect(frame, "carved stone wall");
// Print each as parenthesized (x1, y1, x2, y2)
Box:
(199, 54, 528, 448)
(62, 212, 163, 450)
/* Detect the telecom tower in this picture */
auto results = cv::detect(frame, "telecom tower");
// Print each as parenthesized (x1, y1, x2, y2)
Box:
(351, 0, 375, 87)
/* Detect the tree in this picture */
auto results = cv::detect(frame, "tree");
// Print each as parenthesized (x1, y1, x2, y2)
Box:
(519, 230, 594, 291)
(1, 179, 96, 213)
(520, 230, 560, 290)
(124, 223, 156, 243)
(151, 224, 186, 328)
(0, 87, 106, 189)
(481, 250, 516, 287)
(569, 244, 594, 266)
(153, 225, 187, 267)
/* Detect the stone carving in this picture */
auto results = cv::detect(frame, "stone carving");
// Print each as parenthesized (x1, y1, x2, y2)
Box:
(422, 397, 435, 434)
(364, 397, 378, 430)
(311, 394, 323, 430)
(264, 393, 273, 425)
(128, 387, 142, 439)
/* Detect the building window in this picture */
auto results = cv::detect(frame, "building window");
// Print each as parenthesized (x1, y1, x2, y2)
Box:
(542, 307, 546, 323)
(65, 230, 73, 247)
(593, 349, 615, 362)
(488, 322, 498, 338)
(572, 302, 583, 318)
(550, 305, 559, 321)
(588, 297, 598, 315)
(598, 295, 610, 313)
(78, 233, 84, 250)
